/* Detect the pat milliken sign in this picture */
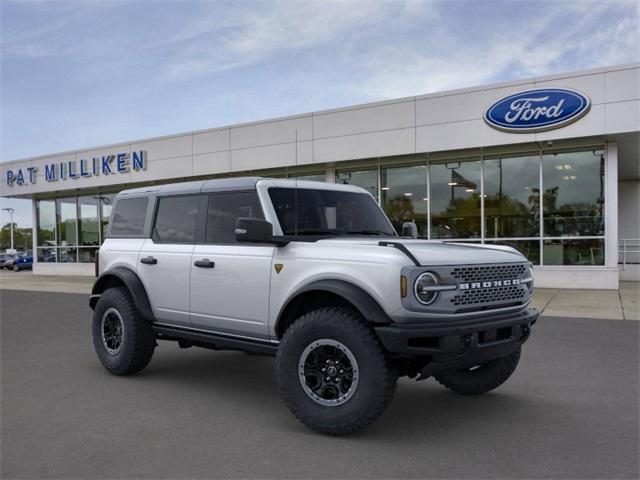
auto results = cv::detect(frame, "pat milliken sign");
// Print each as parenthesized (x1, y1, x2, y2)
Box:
(484, 88, 591, 133)
(4, 150, 147, 187)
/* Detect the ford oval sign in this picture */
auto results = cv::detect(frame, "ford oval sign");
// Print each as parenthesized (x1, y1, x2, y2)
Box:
(484, 88, 591, 133)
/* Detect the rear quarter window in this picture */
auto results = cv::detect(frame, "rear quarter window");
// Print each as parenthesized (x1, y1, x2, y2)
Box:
(109, 197, 149, 237)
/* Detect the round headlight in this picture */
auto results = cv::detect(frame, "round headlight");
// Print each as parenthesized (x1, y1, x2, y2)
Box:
(414, 272, 439, 305)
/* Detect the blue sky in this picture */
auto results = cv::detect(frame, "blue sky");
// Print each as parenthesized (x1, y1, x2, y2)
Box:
(1, 0, 639, 227)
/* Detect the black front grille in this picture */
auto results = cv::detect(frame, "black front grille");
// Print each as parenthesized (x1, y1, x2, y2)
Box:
(447, 262, 530, 309)
(451, 285, 527, 307)
(451, 264, 527, 283)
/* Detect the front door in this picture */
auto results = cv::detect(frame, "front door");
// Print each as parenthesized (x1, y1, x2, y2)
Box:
(189, 191, 274, 339)
(137, 194, 200, 327)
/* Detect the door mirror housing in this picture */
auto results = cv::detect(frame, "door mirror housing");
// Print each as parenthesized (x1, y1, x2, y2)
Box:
(235, 218, 287, 245)
(401, 221, 418, 239)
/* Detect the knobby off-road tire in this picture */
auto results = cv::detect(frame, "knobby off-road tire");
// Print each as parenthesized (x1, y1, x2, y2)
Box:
(434, 348, 521, 395)
(92, 287, 156, 375)
(276, 307, 398, 436)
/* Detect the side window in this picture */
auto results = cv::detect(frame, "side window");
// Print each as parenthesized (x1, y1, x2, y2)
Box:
(110, 197, 148, 237)
(153, 195, 200, 244)
(206, 192, 264, 244)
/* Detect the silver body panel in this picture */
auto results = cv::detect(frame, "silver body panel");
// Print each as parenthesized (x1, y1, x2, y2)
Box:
(99, 178, 533, 341)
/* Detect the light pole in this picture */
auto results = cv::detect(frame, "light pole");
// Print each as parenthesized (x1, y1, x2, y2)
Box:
(2, 207, 15, 251)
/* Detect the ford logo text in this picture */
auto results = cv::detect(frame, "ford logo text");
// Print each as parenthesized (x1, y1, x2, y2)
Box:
(484, 88, 590, 133)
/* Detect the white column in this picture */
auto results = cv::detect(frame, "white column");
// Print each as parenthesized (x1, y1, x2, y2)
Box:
(605, 142, 619, 274)
(31, 198, 38, 272)
(325, 163, 336, 183)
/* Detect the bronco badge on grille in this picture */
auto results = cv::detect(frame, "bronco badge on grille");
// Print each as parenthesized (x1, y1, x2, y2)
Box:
(459, 279, 521, 290)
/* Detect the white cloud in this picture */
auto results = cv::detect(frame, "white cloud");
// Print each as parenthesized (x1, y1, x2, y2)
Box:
(354, 1, 640, 99)
(164, 1, 399, 80)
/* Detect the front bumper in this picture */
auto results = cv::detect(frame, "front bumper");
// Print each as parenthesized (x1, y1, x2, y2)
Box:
(375, 308, 538, 376)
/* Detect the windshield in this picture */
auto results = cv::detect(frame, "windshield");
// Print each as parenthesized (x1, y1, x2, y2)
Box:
(268, 188, 397, 237)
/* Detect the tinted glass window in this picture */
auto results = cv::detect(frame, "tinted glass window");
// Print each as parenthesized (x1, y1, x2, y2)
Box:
(36, 200, 56, 246)
(290, 173, 326, 182)
(100, 194, 116, 241)
(78, 196, 99, 246)
(381, 165, 428, 238)
(430, 160, 481, 239)
(484, 155, 540, 238)
(269, 188, 396, 237)
(336, 169, 379, 201)
(542, 150, 605, 236)
(206, 192, 264, 244)
(153, 195, 200, 244)
(110, 197, 148, 236)
(543, 238, 604, 265)
(57, 197, 77, 246)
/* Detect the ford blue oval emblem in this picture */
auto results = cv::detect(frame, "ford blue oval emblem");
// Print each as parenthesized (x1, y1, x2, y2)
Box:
(484, 88, 591, 133)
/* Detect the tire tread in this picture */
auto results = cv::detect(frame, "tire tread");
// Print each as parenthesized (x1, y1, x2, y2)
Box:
(92, 287, 155, 375)
(276, 307, 397, 436)
(434, 348, 521, 395)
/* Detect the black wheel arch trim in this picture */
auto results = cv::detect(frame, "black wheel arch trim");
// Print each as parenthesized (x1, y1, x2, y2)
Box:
(89, 266, 155, 322)
(276, 279, 391, 337)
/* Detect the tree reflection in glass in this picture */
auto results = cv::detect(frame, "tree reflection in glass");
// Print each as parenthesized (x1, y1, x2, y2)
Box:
(430, 160, 481, 239)
(381, 165, 428, 237)
(542, 150, 605, 237)
(484, 155, 540, 238)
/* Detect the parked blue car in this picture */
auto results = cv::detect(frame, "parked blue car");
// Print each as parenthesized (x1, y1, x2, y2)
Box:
(10, 251, 33, 271)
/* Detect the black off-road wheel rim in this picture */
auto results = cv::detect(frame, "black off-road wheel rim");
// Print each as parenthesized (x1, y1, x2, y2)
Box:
(298, 339, 359, 407)
(101, 307, 124, 355)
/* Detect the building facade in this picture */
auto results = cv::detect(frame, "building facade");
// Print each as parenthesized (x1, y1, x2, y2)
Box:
(2, 63, 639, 288)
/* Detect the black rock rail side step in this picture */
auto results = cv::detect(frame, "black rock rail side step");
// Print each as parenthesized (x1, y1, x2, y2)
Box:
(153, 324, 278, 355)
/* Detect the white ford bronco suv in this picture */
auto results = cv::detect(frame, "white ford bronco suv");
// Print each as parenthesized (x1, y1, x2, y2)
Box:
(90, 177, 537, 435)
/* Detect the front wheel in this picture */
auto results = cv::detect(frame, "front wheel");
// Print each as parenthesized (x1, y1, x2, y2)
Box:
(12, 264, 19, 272)
(276, 307, 397, 436)
(92, 287, 156, 375)
(434, 348, 521, 395)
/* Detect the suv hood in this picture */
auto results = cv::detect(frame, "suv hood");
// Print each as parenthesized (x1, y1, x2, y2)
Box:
(315, 238, 527, 265)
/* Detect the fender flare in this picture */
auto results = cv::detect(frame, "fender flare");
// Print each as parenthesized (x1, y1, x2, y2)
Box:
(276, 279, 391, 336)
(89, 266, 155, 321)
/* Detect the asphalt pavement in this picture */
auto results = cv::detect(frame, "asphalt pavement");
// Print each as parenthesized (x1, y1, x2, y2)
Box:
(1, 290, 638, 479)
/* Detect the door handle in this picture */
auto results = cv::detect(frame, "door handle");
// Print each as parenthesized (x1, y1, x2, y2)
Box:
(194, 259, 215, 268)
(140, 256, 158, 265)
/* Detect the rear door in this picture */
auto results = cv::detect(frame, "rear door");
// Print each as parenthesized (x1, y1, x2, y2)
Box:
(189, 191, 274, 339)
(137, 194, 200, 327)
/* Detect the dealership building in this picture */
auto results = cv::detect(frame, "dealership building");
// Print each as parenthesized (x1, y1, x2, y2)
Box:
(1, 63, 638, 289)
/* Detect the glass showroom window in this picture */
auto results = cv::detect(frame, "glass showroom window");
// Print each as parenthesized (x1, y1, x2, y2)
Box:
(289, 172, 326, 182)
(542, 150, 605, 237)
(381, 165, 428, 237)
(78, 196, 100, 263)
(100, 194, 115, 240)
(543, 238, 604, 266)
(36, 200, 57, 263)
(56, 197, 78, 262)
(484, 154, 540, 238)
(430, 159, 481, 239)
(485, 240, 541, 265)
(541, 149, 605, 265)
(336, 169, 379, 201)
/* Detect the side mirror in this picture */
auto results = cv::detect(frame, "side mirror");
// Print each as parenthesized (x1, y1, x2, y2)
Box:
(235, 218, 277, 244)
(401, 221, 418, 239)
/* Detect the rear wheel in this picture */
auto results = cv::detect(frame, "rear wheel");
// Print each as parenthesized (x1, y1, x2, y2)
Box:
(92, 287, 156, 375)
(276, 307, 397, 436)
(434, 348, 521, 395)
